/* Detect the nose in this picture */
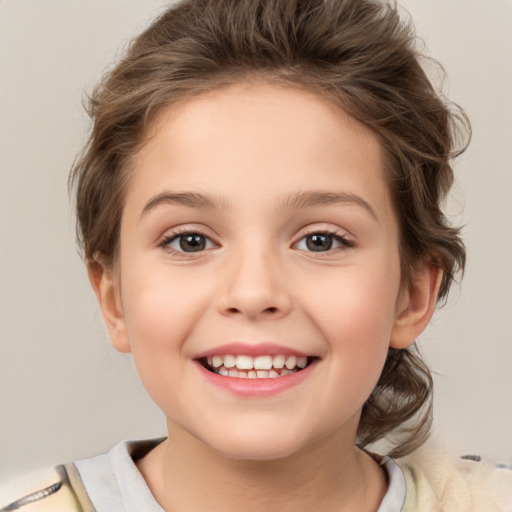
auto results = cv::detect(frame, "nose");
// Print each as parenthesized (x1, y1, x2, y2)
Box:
(216, 247, 292, 321)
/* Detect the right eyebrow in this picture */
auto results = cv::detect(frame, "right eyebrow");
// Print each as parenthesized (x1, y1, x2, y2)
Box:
(140, 191, 229, 218)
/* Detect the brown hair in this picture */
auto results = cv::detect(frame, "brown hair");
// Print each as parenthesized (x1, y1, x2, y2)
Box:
(70, 0, 469, 458)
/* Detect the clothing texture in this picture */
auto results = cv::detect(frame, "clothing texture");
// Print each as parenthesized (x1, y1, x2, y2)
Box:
(1, 438, 511, 511)
(399, 445, 512, 511)
(0, 463, 94, 512)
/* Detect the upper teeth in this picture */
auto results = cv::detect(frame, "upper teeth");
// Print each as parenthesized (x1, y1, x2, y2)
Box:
(207, 354, 308, 371)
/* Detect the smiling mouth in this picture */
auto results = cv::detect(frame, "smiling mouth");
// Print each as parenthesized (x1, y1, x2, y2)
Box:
(198, 354, 317, 379)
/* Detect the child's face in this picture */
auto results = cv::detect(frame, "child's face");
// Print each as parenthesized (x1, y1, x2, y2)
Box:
(101, 83, 410, 459)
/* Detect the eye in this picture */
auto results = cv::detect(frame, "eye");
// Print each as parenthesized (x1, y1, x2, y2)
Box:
(161, 232, 215, 253)
(295, 232, 353, 252)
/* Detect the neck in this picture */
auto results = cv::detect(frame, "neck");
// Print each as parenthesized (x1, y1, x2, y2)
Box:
(137, 424, 387, 512)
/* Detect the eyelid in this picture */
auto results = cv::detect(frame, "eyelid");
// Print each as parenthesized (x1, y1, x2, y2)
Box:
(292, 227, 355, 252)
(158, 226, 219, 254)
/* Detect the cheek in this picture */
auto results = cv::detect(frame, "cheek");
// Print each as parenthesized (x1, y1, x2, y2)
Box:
(304, 257, 401, 367)
(120, 263, 207, 353)
(118, 268, 203, 411)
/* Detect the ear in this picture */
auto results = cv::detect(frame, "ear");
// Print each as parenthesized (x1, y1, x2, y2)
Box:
(87, 258, 131, 353)
(390, 261, 443, 349)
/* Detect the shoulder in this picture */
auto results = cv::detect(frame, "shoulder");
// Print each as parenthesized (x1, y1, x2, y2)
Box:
(397, 446, 512, 512)
(0, 438, 165, 512)
(0, 464, 94, 512)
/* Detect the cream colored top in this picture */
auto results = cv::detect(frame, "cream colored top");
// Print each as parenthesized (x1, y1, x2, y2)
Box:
(2, 439, 512, 511)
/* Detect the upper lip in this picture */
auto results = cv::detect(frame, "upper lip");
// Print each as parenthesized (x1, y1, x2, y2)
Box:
(193, 342, 312, 359)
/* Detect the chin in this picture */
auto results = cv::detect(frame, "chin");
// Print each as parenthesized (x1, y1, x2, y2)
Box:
(215, 440, 304, 462)
(199, 425, 314, 462)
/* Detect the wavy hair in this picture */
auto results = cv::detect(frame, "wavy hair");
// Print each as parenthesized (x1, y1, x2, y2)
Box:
(70, 0, 469, 457)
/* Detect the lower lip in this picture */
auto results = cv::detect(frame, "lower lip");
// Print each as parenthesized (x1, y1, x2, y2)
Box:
(195, 360, 318, 397)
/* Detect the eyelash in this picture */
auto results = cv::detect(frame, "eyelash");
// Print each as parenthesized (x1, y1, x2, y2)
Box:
(294, 230, 355, 253)
(158, 228, 216, 255)
(158, 228, 354, 255)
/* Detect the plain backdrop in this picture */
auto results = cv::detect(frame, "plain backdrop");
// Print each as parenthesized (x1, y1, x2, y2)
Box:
(0, 0, 511, 481)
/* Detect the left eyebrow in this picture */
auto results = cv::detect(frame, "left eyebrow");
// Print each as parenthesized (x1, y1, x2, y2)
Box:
(140, 191, 229, 218)
(281, 191, 378, 222)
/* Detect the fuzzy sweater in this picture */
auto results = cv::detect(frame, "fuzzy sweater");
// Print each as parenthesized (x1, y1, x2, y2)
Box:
(398, 447, 512, 511)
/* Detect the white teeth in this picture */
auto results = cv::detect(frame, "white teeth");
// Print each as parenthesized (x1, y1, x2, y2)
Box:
(235, 355, 253, 370)
(224, 355, 236, 368)
(272, 355, 285, 368)
(285, 356, 297, 369)
(254, 355, 273, 370)
(206, 353, 311, 378)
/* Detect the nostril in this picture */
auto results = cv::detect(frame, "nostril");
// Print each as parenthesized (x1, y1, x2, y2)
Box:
(264, 306, 278, 313)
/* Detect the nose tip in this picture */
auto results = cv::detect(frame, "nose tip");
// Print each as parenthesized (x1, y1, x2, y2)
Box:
(216, 255, 292, 321)
(220, 289, 291, 321)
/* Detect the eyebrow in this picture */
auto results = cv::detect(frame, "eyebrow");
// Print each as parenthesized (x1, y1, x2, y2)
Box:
(140, 189, 378, 221)
(282, 191, 378, 221)
(141, 191, 229, 217)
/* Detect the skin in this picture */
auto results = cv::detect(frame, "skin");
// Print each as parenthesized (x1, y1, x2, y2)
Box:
(90, 82, 441, 512)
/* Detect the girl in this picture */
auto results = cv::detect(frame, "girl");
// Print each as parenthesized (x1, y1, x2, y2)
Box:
(1, 0, 511, 510)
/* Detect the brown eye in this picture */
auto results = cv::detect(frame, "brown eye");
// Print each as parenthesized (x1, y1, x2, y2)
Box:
(163, 232, 214, 253)
(305, 233, 333, 252)
(295, 232, 353, 253)
(179, 234, 206, 252)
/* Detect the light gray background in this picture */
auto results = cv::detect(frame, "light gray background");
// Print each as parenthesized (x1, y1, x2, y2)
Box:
(0, 0, 511, 481)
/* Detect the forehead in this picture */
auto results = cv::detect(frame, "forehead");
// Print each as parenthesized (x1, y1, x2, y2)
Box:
(126, 82, 394, 227)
